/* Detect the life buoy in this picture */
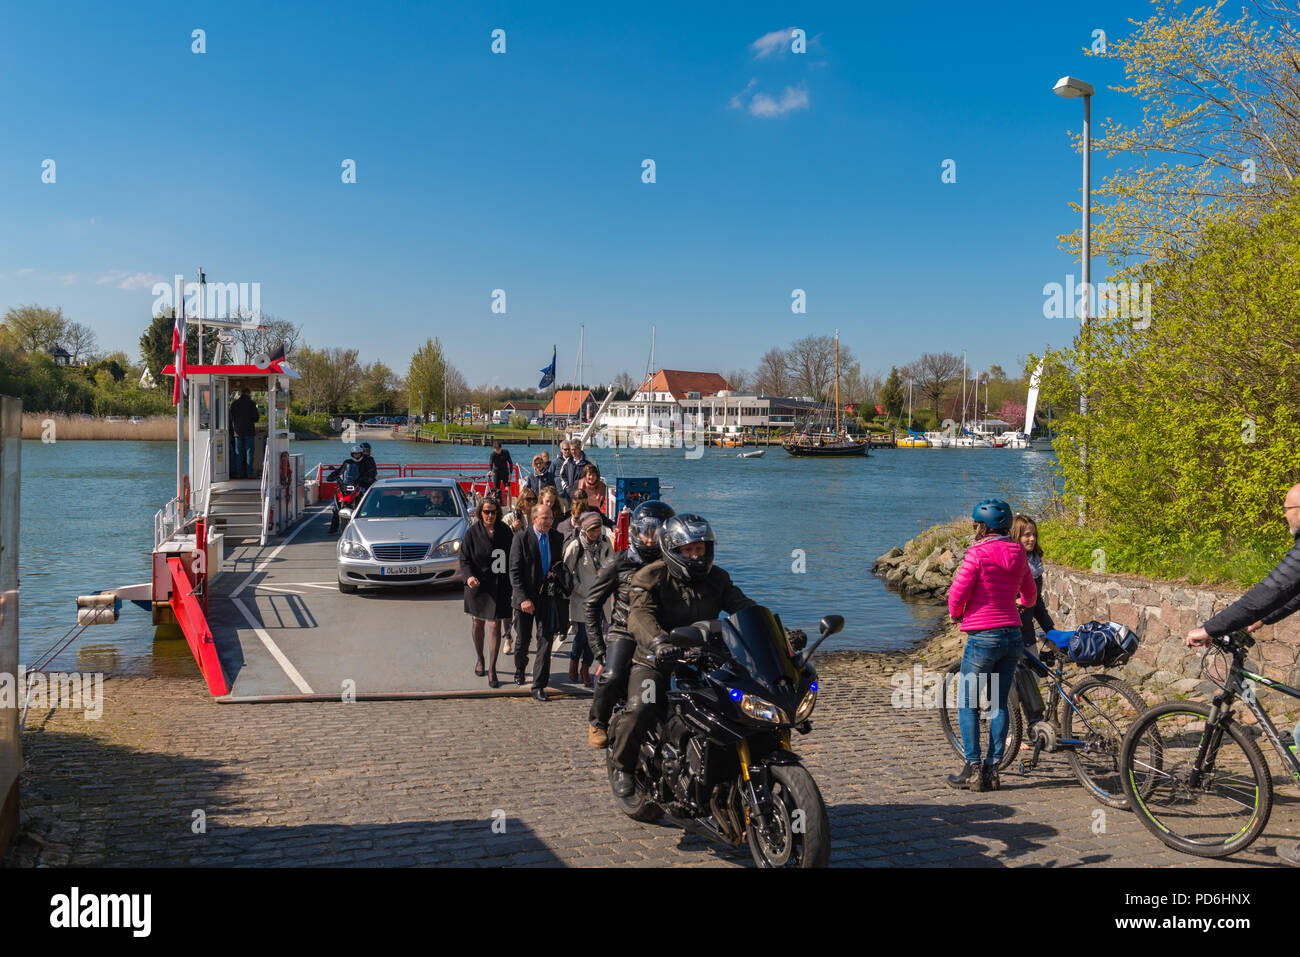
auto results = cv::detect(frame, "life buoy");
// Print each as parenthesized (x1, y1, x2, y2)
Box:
(182, 475, 191, 514)
(280, 451, 291, 486)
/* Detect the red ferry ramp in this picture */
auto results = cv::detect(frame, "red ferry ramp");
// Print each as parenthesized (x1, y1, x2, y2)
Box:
(204, 506, 588, 703)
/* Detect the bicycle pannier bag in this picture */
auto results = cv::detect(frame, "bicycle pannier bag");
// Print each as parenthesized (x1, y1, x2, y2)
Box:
(1067, 620, 1138, 666)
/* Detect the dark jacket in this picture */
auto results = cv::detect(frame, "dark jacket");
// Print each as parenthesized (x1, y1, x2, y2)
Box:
(523, 465, 556, 497)
(627, 560, 755, 666)
(1019, 573, 1056, 646)
(558, 454, 588, 495)
(1205, 531, 1300, 636)
(357, 454, 378, 488)
(584, 548, 643, 660)
(489, 448, 514, 480)
(230, 395, 258, 436)
(460, 520, 514, 620)
(508, 526, 569, 632)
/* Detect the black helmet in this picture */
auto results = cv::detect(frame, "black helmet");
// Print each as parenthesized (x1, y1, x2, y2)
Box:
(658, 514, 715, 583)
(629, 500, 675, 562)
(971, 498, 1013, 532)
(359, 442, 372, 455)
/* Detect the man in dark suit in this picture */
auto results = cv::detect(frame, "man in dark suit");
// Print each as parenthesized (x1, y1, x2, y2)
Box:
(509, 504, 567, 701)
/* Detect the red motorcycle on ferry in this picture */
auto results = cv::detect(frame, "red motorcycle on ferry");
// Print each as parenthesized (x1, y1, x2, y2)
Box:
(326, 460, 364, 535)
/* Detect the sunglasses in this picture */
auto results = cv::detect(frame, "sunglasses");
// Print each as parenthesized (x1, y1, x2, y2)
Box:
(482, 509, 499, 515)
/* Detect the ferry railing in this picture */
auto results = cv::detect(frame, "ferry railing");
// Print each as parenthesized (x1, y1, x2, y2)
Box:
(259, 455, 271, 547)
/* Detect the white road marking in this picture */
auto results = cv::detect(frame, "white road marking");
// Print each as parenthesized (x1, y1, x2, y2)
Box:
(229, 513, 327, 599)
(231, 597, 315, 694)
(251, 585, 306, 595)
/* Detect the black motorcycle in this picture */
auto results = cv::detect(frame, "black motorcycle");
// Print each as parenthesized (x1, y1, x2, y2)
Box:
(607, 605, 841, 868)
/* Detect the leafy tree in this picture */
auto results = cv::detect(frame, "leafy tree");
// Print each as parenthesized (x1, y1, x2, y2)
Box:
(1035, 193, 1300, 549)
(3, 304, 67, 352)
(357, 360, 399, 413)
(879, 366, 905, 419)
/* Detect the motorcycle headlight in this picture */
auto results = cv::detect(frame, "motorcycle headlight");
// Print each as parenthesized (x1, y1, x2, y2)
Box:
(431, 539, 460, 559)
(795, 688, 817, 723)
(739, 694, 786, 724)
(339, 531, 370, 560)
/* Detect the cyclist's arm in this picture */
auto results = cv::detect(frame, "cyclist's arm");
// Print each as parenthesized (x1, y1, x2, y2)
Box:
(948, 552, 976, 619)
(1203, 539, 1300, 637)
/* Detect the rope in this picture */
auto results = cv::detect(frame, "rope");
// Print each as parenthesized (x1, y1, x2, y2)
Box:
(19, 603, 114, 733)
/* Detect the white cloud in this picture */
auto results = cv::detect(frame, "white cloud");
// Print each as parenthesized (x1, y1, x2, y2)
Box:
(117, 272, 165, 290)
(15, 268, 34, 277)
(751, 28, 796, 59)
(729, 78, 758, 109)
(745, 85, 809, 118)
(95, 270, 166, 289)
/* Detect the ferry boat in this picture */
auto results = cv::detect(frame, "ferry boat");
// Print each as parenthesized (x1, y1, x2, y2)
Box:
(781, 332, 869, 458)
(74, 324, 652, 704)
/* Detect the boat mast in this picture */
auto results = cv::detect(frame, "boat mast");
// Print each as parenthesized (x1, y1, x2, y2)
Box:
(907, 378, 912, 431)
(834, 330, 840, 436)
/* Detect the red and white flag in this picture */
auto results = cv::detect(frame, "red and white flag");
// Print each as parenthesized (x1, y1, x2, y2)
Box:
(171, 292, 187, 405)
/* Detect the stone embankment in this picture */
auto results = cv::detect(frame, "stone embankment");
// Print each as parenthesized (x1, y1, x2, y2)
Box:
(870, 519, 970, 602)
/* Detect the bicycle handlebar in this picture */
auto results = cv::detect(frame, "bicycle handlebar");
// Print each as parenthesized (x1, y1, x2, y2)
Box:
(1211, 630, 1255, 655)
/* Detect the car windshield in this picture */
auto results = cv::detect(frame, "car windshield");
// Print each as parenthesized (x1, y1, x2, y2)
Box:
(719, 605, 799, 693)
(356, 485, 462, 519)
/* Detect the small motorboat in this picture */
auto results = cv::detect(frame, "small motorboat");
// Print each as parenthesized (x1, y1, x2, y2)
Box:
(738, 449, 765, 458)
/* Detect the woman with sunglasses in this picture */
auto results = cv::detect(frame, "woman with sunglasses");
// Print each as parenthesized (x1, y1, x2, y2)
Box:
(460, 497, 515, 687)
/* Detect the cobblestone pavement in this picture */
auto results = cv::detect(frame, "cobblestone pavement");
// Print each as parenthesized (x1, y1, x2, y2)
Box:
(5, 653, 1298, 867)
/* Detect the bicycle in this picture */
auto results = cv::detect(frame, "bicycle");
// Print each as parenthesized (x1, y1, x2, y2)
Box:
(939, 635, 1148, 808)
(1119, 629, 1300, 858)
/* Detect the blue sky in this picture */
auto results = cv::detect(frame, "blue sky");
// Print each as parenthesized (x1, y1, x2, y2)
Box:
(0, 0, 1186, 390)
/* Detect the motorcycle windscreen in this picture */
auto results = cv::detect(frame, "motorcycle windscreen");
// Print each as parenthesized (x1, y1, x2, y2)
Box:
(720, 605, 799, 693)
(341, 461, 360, 484)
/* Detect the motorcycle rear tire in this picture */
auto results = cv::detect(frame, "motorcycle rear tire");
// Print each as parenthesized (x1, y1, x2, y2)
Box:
(747, 764, 830, 868)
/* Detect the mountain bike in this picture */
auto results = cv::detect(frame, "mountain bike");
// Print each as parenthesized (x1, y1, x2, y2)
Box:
(1119, 629, 1300, 858)
(939, 640, 1148, 808)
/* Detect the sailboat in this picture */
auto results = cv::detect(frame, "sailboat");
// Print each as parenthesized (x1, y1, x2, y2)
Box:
(896, 378, 930, 447)
(782, 331, 869, 457)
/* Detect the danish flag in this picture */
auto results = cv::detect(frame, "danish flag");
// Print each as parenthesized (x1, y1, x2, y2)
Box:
(171, 306, 187, 404)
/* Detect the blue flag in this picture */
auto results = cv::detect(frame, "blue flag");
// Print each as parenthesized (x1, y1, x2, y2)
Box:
(538, 348, 556, 390)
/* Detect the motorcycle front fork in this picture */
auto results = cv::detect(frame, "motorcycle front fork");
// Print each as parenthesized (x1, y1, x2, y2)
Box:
(737, 732, 792, 834)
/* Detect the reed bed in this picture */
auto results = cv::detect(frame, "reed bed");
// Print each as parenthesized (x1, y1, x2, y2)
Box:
(21, 413, 183, 441)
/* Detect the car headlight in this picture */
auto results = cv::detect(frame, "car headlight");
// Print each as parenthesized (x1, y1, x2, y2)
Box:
(339, 532, 370, 560)
(431, 539, 460, 559)
(739, 694, 786, 724)
(795, 688, 817, 722)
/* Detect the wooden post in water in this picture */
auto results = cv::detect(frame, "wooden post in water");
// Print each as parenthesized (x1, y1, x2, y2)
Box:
(0, 396, 20, 856)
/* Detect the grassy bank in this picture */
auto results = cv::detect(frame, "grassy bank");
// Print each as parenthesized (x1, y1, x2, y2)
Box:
(21, 412, 181, 440)
(1038, 518, 1283, 590)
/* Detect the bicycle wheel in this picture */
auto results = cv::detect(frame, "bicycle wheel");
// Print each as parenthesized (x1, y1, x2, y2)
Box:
(938, 660, 1023, 771)
(1061, 674, 1147, 809)
(1120, 700, 1272, 858)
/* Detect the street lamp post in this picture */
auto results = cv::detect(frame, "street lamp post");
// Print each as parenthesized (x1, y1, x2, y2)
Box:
(1054, 75, 1094, 526)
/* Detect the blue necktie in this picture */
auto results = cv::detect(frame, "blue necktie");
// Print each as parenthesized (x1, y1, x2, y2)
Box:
(539, 531, 549, 572)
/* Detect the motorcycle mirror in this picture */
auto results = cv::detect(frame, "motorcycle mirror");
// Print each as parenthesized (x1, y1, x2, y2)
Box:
(668, 625, 706, 648)
(797, 613, 846, 670)
(819, 615, 844, 638)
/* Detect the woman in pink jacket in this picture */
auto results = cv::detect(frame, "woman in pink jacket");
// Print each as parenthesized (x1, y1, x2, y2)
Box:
(946, 499, 1037, 792)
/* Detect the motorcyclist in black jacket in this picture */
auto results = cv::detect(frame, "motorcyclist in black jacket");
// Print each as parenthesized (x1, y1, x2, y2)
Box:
(584, 501, 675, 749)
(607, 513, 755, 798)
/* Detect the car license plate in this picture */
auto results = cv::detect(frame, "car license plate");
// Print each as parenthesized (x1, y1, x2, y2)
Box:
(381, 565, 421, 576)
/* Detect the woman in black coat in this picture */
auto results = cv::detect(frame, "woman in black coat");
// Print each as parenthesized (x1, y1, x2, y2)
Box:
(460, 499, 515, 687)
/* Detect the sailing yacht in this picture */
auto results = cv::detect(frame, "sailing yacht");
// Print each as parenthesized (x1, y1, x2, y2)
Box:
(897, 379, 930, 447)
(782, 332, 869, 457)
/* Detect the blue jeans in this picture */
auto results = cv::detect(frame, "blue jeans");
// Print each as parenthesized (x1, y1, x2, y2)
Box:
(570, 622, 594, 666)
(233, 434, 254, 479)
(957, 627, 1023, 765)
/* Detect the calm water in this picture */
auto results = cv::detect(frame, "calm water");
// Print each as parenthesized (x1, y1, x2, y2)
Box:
(19, 437, 1058, 673)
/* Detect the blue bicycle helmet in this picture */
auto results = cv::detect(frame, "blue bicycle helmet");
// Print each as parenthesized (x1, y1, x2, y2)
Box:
(971, 499, 1013, 532)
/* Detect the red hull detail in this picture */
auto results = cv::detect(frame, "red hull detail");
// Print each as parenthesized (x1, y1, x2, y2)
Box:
(169, 556, 229, 696)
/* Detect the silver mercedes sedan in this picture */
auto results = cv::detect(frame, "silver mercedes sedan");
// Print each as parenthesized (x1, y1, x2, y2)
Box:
(336, 477, 467, 593)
